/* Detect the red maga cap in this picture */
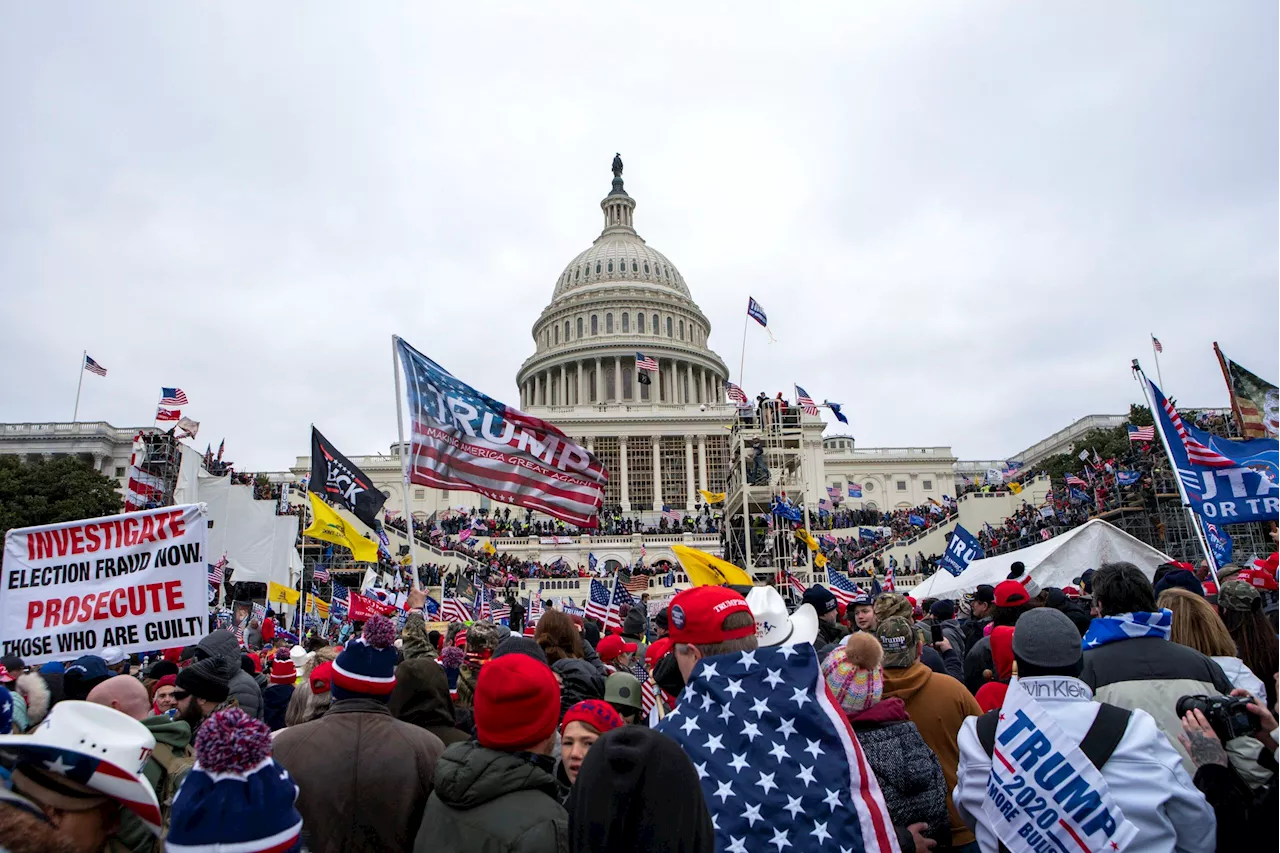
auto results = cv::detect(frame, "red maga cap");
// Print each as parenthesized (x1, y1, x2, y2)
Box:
(667, 586, 754, 646)
(994, 580, 1030, 608)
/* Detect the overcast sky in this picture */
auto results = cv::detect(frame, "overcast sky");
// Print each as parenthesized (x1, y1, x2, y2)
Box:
(2, 3, 1275, 470)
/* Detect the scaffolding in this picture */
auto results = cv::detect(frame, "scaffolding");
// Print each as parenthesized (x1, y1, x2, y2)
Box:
(129, 429, 183, 509)
(722, 402, 816, 581)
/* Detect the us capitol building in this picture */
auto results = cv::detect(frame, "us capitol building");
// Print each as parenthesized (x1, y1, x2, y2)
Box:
(3, 158, 979, 568)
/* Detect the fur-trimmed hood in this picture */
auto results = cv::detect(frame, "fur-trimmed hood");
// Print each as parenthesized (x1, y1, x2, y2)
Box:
(15, 672, 51, 728)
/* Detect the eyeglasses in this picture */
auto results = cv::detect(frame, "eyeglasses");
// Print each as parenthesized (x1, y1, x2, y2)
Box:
(171, 689, 190, 701)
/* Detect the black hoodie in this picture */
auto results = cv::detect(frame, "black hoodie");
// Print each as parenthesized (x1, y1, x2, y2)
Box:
(388, 658, 470, 746)
(567, 726, 714, 853)
(551, 659, 604, 720)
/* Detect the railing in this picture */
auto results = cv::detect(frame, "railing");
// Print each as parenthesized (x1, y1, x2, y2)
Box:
(1, 421, 137, 439)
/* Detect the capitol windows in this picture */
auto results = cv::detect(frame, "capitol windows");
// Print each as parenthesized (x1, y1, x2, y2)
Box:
(596, 263, 602, 274)
(638, 313, 645, 333)
(679, 320, 685, 339)
(554, 326, 559, 344)
(923, 479, 933, 491)
(577, 318, 584, 338)
(606, 313, 614, 333)
(632, 261, 638, 272)
(607, 260, 613, 273)
(591, 315, 598, 335)
(622, 313, 630, 332)
(574, 268, 580, 281)
(652, 313, 659, 334)
(896, 481, 907, 491)
(666, 317, 673, 337)
(643, 262, 650, 274)
(564, 321, 570, 341)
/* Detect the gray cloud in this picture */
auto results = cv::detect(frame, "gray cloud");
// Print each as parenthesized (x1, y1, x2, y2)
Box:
(1, 2, 1274, 469)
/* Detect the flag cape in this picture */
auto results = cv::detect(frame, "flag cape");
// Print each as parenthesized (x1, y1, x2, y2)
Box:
(303, 492, 380, 562)
(396, 337, 607, 528)
(671, 545, 754, 587)
(310, 427, 387, 531)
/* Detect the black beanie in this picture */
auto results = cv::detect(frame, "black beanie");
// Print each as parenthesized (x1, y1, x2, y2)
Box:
(567, 726, 714, 853)
(491, 636, 549, 666)
(176, 657, 234, 703)
(146, 660, 179, 680)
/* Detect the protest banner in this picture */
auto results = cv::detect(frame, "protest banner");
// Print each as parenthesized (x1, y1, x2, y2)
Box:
(2, 504, 208, 666)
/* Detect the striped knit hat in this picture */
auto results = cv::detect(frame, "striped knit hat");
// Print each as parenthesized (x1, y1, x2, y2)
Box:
(821, 633, 884, 714)
(332, 615, 397, 701)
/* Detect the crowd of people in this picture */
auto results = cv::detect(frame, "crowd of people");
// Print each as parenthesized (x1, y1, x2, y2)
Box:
(3, 544, 1276, 852)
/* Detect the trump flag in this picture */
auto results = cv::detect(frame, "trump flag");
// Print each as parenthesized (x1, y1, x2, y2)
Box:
(395, 336, 608, 528)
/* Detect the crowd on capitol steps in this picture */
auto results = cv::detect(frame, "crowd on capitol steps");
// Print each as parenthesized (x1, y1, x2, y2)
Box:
(1, 548, 1277, 853)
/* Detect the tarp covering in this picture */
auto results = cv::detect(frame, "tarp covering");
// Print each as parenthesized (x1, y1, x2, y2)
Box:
(908, 519, 1172, 599)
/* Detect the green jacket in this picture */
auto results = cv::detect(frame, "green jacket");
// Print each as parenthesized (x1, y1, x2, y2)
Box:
(113, 715, 193, 853)
(414, 742, 568, 853)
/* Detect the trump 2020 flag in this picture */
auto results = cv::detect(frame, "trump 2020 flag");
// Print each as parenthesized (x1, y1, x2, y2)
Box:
(939, 525, 984, 577)
(395, 336, 608, 528)
(655, 645, 899, 853)
(310, 427, 387, 531)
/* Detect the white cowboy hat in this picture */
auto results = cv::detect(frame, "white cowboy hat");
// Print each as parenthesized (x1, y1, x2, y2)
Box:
(746, 586, 820, 647)
(0, 700, 161, 835)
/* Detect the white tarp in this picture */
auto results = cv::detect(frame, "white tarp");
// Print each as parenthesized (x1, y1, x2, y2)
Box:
(188, 472, 298, 589)
(908, 519, 1172, 599)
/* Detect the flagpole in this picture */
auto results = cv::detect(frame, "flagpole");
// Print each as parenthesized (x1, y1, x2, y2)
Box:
(1150, 334, 1165, 391)
(1132, 361, 1218, 582)
(72, 350, 86, 422)
(737, 307, 749, 389)
(392, 336, 422, 591)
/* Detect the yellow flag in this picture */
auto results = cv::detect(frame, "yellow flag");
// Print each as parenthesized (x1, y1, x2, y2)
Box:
(303, 492, 379, 563)
(267, 581, 300, 606)
(671, 545, 754, 587)
(312, 597, 331, 620)
(1008, 481, 1023, 495)
(794, 528, 819, 552)
(698, 489, 726, 505)
(814, 553, 828, 569)
(483, 541, 497, 555)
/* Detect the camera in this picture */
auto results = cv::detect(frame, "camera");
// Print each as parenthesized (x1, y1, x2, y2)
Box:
(1176, 694, 1262, 742)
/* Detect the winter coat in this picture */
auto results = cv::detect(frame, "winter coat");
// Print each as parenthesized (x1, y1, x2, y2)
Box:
(263, 684, 294, 732)
(816, 618, 850, 648)
(955, 676, 1217, 853)
(194, 630, 264, 720)
(847, 698, 949, 848)
(962, 634, 993, 694)
(12, 673, 51, 732)
(920, 645, 963, 682)
(1212, 655, 1267, 702)
(579, 642, 608, 678)
(881, 661, 982, 847)
(960, 615, 990, 653)
(414, 741, 569, 853)
(934, 618, 967, 659)
(389, 658, 470, 746)
(401, 612, 439, 662)
(1079, 635, 1266, 782)
(551, 659, 604, 720)
(274, 697, 445, 853)
(115, 714, 195, 852)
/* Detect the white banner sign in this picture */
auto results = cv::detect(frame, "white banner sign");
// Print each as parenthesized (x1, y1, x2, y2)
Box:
(983, 679, 1138, 853)
(539, 536, 575, 545)
(2, 504, 209, 666)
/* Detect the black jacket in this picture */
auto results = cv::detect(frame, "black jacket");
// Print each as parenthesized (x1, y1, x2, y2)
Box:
(414, 742, 568, 853)
(816, 618, 850, 648)
(551, 659, 604, 720)
(263, 683, 293, 732)
(1193, 747, 1277, 851)
(389, 657, 471, 746)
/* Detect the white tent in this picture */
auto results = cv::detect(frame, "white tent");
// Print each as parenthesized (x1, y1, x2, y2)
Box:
(908, 519, 1172, 599)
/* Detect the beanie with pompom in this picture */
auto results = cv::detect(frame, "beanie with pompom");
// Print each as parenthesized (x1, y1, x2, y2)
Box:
(269, 649, 297, 685)
(821, 632, 884, 715)
(331, 615, 398, 701)
(166, 707, 302, 852)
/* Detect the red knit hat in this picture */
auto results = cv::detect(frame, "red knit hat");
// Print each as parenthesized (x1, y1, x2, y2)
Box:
(560, 700, 625, 736)
(473, 654, 561, 752)
(994, 580, 1030, 607)
(269, 650, 296, 685)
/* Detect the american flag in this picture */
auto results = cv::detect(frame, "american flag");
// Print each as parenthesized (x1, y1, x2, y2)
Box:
(608, 583, 635, 632)
(397, 338, 607, 529)
(490, 600, 511, 622)
(641, 677, 659, 716)
(818, 498, 832, 512)
(1151, 380, 1237, 468)
(620, 571, 650, 594)
(778, 569, 807, 598)
(883, 562, 896, 592)
(1064, 474, 1088, 488)
(208, 556, 227, 587)
(725, 382, 749, 406)
(1127, 424, 1155, 442)
(655, 645, 898, 853)
(458, 529, 473, 543)
(159, 387, 189, 406)
(826, 485, 840, 499)
(584, 578, 612, 623)
(313, 566, 330, 583)
(475, 587, 492, 620)
(524, 591, 544, 636)
(1152, 335, 1163, 353)
(83, 354, 107, 376)
(156, 408, 181, 421)
(826, 566, 859, 606)
(662, 504, 683, 523)
(233, 625, 245, 646)
(795, 385, 820, 417)
(441, 596, 473, 623)
(635, 352, 658, 372)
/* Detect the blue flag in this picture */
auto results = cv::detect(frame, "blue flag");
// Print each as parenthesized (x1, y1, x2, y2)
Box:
(1068, 487, 1093, 504)
(770, 496, 803, 523)
(848, 482, 862, 499)
(747, 296, 768, 327)
(424, 594, 440, 617)
(1147, 377, 1278, 524)
(664, 569, 676, 588)
(938, 525, 984, 577)
(1205, 523, 1233, 568)
(858, 528, 877, 542)
(1116, 470, 1141, 487)
(825, 401, 848, 424)
(588, 553, 598, 572)
(655, 645, 896, 852)
(908, 513, 926, 527)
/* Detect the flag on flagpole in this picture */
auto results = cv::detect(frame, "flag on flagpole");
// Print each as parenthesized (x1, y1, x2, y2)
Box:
(155, 408, 182, 422)
(725, 382, 749, 407)
(1127, 424, 1155, 442)
(747, 297, 767, 327)
(794, 385, 820, 417)
(824, 401, 848, 424)
(159, 387, 189, 406)
(302, 492, 380, 562)
(635, 352, 658, 372)
(83, 355, 107, 376)
(1151, 335, 1163, 353)
(585, 578, 612, 623)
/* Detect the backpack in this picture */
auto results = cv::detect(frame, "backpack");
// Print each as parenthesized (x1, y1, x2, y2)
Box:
(150, 741, 196, 837)
(975, 703, 1131, 853)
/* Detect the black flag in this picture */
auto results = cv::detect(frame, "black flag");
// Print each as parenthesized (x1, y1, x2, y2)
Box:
(309, 427, 387, 531)
(637, 372, 651, 386)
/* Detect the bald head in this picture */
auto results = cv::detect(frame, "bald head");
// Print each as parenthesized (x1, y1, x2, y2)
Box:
(86, 675, 151, 721)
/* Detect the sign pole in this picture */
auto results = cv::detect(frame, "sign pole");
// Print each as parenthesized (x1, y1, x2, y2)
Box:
(392, 336, 422, 590)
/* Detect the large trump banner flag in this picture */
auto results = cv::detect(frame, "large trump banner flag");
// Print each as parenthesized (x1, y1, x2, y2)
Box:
(3, 504, 209, 666)
(395, 336, 608, 529)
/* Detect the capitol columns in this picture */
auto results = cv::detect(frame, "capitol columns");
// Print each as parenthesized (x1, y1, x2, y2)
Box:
(619, 436, 631, 512)
(613, 356, 622, 402)
(560, 364, 567, 405)
(651, 437, 663, 511)
(535, 373, 543, 407)
(594, 357, 602, 402)
(687, 363, 695, 406)
(577, 362, 586, 405)
(684, 435, 696, 511)
(697, 435, 708, 495)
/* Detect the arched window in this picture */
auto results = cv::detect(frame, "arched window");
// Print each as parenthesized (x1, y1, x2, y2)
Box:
(596, 263, 601, 274)
(564, 321, 570, 341)
(622, 313, 630, 332)
(666, 317, 673, 337)
(554, 326, 559, 345)
(606, 313, 614, 333)
(652, 314, 659, 335)
(591, 315, 598, 335)
(643, 262, 650, 274)
(632, 261, 638, 272)
(607, 260, 613, 273)
(577, 317, 584, 338)
(679, 320, 685, 339)
(638, 313, 645, 333)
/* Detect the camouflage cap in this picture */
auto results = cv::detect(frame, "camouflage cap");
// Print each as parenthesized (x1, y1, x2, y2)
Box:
(1218, 580, 1260, 613)
(876, 616, 920, 668)
(1217, 564, 1244, 584)
(873, 593, 912, 623)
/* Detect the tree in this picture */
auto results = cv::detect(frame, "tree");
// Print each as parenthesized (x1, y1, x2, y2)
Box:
(0, 455, 124, 544)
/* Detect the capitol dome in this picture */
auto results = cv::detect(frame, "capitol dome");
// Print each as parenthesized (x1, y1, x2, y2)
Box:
(517, 156, 729, 413)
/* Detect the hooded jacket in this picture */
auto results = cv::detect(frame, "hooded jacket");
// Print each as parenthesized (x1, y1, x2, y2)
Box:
(933, 617, 967, 660)
(955, 676, 1216, 853)
(414, 741, 569, 853)
(275, 697, 445, 853)
(846, 697, 949, 849)
(551, 659, 604, 720)
(881, 661, 982, 847)
(566, 725, 714, 853)
(973, 626, 1014, 713)
(389, 658, 470, 746)
(401, 612, 439, 662)
(263, 683, 294, 732)
(195, 630, 264, 720)
(114, 714, 195, 852)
